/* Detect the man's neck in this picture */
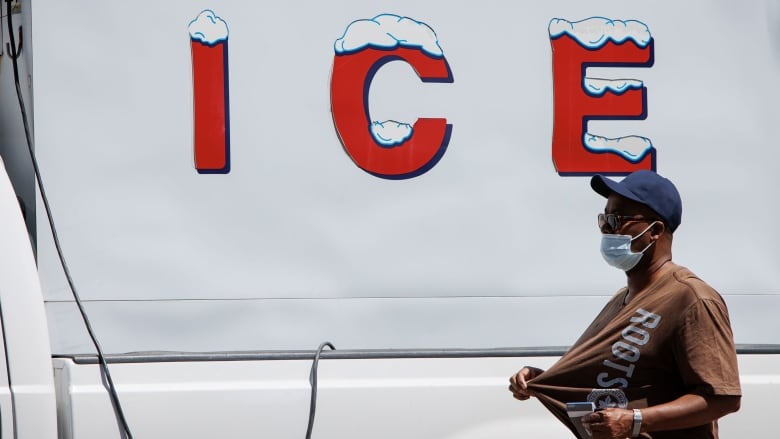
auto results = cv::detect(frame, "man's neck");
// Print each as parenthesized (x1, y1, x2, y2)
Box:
(625, 257, 674, 303)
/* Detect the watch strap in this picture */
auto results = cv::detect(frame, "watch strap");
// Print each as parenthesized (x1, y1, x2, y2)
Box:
(631, 408, 643, 437)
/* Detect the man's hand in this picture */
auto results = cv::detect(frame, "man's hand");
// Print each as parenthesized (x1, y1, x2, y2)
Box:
(508, 366, 543, 401)
(580, 408, 633, 439)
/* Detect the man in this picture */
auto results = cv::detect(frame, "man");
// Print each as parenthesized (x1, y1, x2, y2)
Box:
(508, 170, 741, 438)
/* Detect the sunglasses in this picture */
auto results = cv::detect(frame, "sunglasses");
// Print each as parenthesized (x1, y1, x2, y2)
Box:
(598, 213, 657, 231)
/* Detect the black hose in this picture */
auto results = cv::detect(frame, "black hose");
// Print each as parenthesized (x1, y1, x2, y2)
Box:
(4, 2, 133, 438)
(305, 342, 335, 439)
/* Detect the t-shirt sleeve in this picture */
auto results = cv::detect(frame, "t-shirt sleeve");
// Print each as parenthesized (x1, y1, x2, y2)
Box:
(673, 297, 742, 396)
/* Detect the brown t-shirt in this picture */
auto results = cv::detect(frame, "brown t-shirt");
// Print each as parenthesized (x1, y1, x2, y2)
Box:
(527, 264, 741, 439)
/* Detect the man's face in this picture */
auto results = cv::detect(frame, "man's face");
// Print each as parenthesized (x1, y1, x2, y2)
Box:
(600, 194, 659, 250)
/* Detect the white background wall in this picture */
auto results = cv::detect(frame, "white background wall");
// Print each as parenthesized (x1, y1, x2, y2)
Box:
(13, 1, 780, 353)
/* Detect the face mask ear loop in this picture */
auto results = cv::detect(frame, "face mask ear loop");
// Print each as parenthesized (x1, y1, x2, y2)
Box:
(638, 239, 656, 254)
(630, 221, 660, 243)
(631, 221, 660, 253)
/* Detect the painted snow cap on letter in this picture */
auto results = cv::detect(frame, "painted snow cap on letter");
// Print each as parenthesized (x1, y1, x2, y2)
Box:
(370, 121, 413, 147)
(549, 17, 651, 48)
(334, 14, 447, 146)
(189, 10, 229, 45)
(584, 78, 643, 96)
(584, 133, 653, 163)
(334, 13, 444, 57)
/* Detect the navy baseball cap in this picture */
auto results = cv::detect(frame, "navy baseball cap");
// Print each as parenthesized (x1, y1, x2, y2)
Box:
(591, 170, 683, 232)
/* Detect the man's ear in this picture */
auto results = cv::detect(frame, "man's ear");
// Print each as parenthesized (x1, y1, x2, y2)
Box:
(652, 221, 665, 238)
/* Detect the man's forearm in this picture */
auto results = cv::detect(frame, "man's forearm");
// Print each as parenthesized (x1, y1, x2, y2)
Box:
(641, 393, 740, 433)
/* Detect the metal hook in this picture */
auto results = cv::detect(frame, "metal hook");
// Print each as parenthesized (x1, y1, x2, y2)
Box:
(5, 24, 22, 59)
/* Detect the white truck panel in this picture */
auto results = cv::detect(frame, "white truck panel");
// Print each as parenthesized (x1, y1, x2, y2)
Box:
(53, 353, 780, 438)
(0, 158, 57, 438)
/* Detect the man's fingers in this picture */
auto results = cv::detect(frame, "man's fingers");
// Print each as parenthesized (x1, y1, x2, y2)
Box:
(509, 369, 529, 390)
(517, 372, 527, 389)
(509, 367, 540, 401)
(508, 383, 531, 400)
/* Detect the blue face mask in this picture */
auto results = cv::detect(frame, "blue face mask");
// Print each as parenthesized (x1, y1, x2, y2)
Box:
(600, 222, 658, 271)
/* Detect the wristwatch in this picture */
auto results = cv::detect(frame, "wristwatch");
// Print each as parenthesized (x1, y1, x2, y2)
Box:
(631, 408, 643, 437)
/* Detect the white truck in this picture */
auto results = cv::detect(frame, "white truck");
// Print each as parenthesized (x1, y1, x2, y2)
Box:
(0, 1, 778, 437)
